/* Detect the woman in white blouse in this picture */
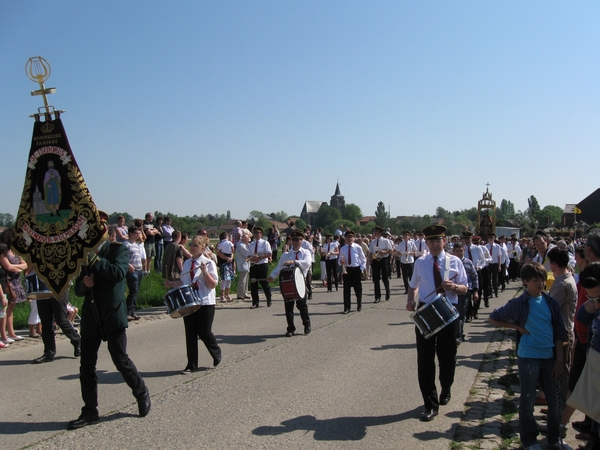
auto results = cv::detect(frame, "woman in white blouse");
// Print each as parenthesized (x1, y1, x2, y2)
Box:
(166, 235, 222, 373)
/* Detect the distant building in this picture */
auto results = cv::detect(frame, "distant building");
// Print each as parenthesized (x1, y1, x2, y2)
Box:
(562, 188, 600, 226)
(300, 183, 346, 228)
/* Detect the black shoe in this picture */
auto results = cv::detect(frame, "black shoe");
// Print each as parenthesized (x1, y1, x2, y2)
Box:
(420, 409, 438, 422)
(74, 345, 81, 357)
(137, 389, 151, 417)
(213, 355, 222, 367)
(439, 393, 451, 405)
(357, 306, 362, 312)
(343, 310, 350, 315)
(465, 316, 472, 323)
(374, 298, 380, 303)
(335, 287, 338, 291)
(285, 331, 294, 337)
(307, 295, 312, 300)
(267, 300, 272, 307)
(385, 295, 390, 301)
(33, 354, 55, 364)
(484, 301, 489, 308)
(473, 313, 478, 320)
(304, 326, 311, 335)
(68, 415, 99, 430)
(181, 367, 197, 374)
(250, 305, 258, 309)
(572, 420, 591, 433)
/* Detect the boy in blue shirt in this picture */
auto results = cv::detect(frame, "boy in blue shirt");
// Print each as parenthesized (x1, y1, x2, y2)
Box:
(490, 262, 570, 450)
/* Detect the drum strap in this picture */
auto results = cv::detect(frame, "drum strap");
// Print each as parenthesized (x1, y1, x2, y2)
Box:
(443, 255, 450, 281)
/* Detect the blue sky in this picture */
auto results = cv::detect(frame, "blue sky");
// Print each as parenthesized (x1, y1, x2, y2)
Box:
(1, 1, 598, 221)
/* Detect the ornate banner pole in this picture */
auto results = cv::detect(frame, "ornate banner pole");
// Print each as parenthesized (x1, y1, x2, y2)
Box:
(13, 57, 107, 298)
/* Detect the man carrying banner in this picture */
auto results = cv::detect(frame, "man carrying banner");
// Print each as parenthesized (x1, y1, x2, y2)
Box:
(68, 234, 150, 429)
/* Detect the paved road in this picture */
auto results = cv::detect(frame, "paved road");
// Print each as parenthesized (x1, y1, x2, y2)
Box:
(0, 275, 503, 449)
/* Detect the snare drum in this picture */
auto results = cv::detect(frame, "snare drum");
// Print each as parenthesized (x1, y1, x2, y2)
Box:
(279, 267, 306, 302)
(26, 274, 53, 300)
(410, 294, 459, 339)
(164, 285, 201, 318)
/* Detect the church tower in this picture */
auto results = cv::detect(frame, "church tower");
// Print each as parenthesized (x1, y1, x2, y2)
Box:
(330, 182, 345, 213)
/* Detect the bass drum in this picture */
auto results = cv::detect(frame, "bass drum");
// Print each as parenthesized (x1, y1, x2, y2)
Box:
(410, 294, 459, 339)
(164, 285, 201, 318)
(279, 267, 306, 302)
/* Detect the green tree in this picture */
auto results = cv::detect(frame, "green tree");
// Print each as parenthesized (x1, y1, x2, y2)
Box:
(500, 199, 515, 219)
(527, 195, 540, 219)
(342, 203, 362, 224)
(0, 213, 15, 227)
(248, 210, 264, 220)
(268, 211, 289, 222)
(535, 205, 563, 228)
(108, 212, 133, 224)
(294, 218, 307, 231)
(316, 204, 341, 229)
(255, 216, 273, 231)
(374, 201, 389, 227)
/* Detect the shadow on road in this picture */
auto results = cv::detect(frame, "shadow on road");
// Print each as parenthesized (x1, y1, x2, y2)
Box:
(0, 412, 136, 435)
(253, 408, 423, 441)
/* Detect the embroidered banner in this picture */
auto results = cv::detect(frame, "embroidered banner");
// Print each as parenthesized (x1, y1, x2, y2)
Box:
(13, 116, 106, 298)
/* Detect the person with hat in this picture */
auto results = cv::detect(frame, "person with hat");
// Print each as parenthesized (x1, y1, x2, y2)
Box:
(339, 230, 367, 313)
(396, 230, 418, 294)
(267, 230, 312, 337)
(485, 233, 502, 300)
(406, 225, 468, 422)
(69, 213, 150, 429)
(461, 232, 484, 320)
(321, 234, 339, 292)
(248, 227, 273, 308)
(414, 231, 429, 259)
(368, 226, 393, 303)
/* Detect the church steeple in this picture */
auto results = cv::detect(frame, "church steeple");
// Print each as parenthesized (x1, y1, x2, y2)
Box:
(330, 182, 345, 213)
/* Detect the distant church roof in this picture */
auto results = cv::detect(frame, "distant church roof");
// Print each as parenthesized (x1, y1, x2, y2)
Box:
(303, 201, 326, 213)
(334, 182, 341, 196)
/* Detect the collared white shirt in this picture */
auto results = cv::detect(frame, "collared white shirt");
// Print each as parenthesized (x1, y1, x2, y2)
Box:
(409, 251, 468, 305)
(340, 243, 367, 271)
(270, 247, 312, 278)
(485, 242, 502, 265)
(369, 237, 393, 259)
(414, 239, 429, 257)
(465, 244, 486, 270)
(181, 255, 217, 305)
(321, 241, 339, 260)
(395, 240, 417, 264)
(248, 238, 272, 265)
(507, 242, 522, 260)
(300, 239, 315, 263)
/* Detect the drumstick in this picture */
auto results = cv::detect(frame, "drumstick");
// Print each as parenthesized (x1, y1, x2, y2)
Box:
(250, 278, 269, 283)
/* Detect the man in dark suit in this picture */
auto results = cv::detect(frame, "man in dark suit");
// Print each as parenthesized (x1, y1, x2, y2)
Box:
(68, 231, 150, 430)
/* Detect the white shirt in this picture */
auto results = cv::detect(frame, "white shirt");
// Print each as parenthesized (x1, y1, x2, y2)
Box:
(248, 238, 272, 265)
(369, 237, 393, 259)
(321, 241, 339, 260)
(270, 247, 312, 278)
(486, 242, 502, 265)
(465, 244, 486, 270)
(507, 242, 522, 260)
(414, 239, 429, 257)
(395, 240, 418, 264)
(181, 255, 217, 305)
(300, 239, 315, 263)
(409, 251, 468, 305)
(340, 243, 367, 271)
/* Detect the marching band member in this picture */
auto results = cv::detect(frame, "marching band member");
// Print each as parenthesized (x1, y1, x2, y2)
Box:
(507, 234, 522, 282)
(300, 235, 315, 300)
(267, 230, 311, 337)
(461, 232, 484, 320)
(397, 230, 418, 294)
(414, 231, 429, 259)
(321, 234, 339, 292)
(485, 233, 502, 299)
(166, 235, 222, 373)
(340, 230, 367, 314)
(368, 226, 393, 303)
(248, 227, 273, 308)
(406, 225, 468, 422)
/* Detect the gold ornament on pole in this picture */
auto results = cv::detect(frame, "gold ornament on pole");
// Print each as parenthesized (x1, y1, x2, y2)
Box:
(25, 56, 64, 120)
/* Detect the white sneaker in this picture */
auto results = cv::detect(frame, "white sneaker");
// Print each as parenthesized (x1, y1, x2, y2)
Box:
(2, 338, 14, 344)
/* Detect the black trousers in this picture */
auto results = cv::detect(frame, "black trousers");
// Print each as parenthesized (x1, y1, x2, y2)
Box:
(37, 298, 80, 357)
(508, 258, 520, 281)
(284, 296, 310, 333)
(325, 259, 338, 291)
(415, 313, 458, 411)
(183, 305, 221, 371)
(343, 266, 362, 311)
(79, 327, 146, 417)
(305, 268, 312, 299)
(488, 263, 499, 297)
(371, 258, 390, 300)
(400, 262, 414, 292)
(480, 267, 490, 302)
(395, 258, 402, 278)
(249, 263, 271, 306)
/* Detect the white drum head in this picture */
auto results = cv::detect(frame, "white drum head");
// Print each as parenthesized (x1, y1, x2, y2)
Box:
(294, 267, 306, 299)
